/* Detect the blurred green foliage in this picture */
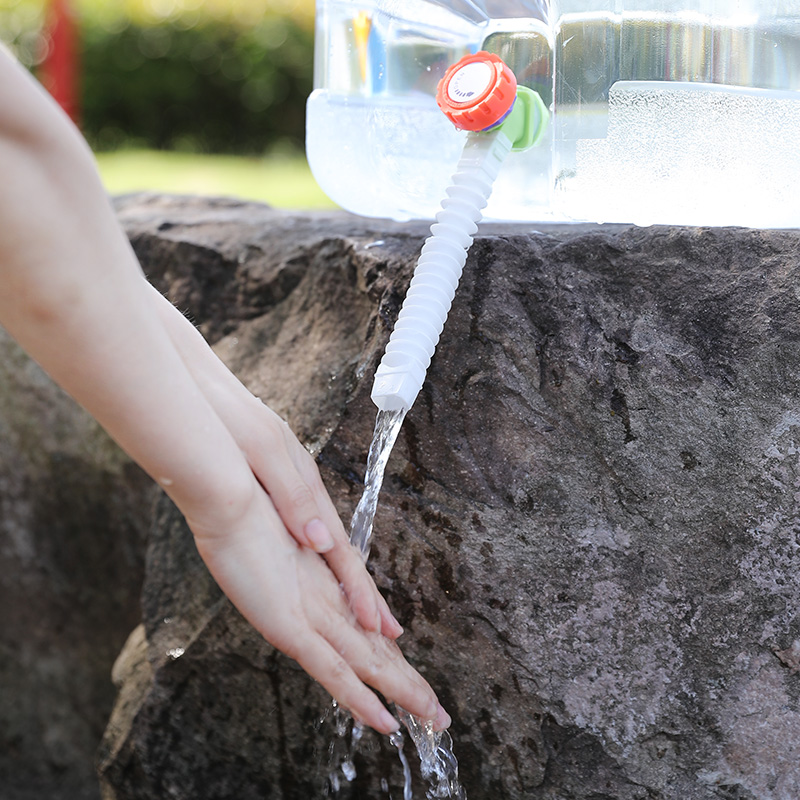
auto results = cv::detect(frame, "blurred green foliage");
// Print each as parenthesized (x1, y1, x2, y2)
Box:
(0, 0, 316, 153)
(1, 0, 315, 31)
(80, 19, 313, 152)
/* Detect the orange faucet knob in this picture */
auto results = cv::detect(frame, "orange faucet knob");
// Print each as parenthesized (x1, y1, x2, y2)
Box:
(436, 51, 517, 132)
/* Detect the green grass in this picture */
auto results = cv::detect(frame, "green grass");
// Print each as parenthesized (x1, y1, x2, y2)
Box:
(94, 149, 338, 209)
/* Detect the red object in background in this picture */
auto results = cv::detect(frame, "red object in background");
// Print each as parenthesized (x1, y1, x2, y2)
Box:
(39, 0, 80, 125)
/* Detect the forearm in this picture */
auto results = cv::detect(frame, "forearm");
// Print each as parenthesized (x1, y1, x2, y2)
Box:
(144, 280, 263, 423)
(0, 49, 449, 733)
(0, 50, 254, 518)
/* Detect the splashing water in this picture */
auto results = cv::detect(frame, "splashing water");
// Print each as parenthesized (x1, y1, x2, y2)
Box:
(390, 731, 413, 800)
(396, 709, 466, 800)
(325, 408, 466, 799)
(324, 701, 363, 794)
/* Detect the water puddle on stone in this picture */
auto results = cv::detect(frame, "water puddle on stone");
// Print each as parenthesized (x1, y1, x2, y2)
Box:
(324, 409, 466, 799)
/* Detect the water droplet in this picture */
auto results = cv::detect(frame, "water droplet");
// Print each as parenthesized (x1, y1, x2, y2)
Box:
(342, 759, 357, 781)
(352, 721, 364, 744)
(166, 647, 185, 660)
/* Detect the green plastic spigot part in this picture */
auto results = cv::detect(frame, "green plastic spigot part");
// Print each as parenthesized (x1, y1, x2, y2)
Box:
(494, 85, 549, 151)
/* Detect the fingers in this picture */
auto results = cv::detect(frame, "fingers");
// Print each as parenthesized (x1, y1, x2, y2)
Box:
(313, 599, 449, 730)
(252, 416, 337, 554)
(323, 538, 403, 639)
(248, 412, 403, 638)
(290, 632, 402, 735)
(280, 432, 404, 639)
(291, 620, 449, 735)
(318, 535, 405, 639)
(376, 591, 404, 639)
(283, 551, 447, 732)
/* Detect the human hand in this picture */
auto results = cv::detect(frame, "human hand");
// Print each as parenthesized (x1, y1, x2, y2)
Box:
(145, 283, 402, 639)
(188, 484, 451, 734)
(0, 50, 451, 737)
(211, 391, 405, 639)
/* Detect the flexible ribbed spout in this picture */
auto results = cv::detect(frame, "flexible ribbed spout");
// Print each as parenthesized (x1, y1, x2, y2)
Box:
(370, 129, 512, 411)
(369, 51, 547, 412)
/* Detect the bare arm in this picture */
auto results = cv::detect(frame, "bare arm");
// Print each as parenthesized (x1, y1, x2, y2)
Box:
(144, 280, 404, 636)
(0, 46, 448, 733)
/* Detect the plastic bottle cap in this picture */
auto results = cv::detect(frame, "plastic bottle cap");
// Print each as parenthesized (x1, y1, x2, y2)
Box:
(436, 52, 517, 132)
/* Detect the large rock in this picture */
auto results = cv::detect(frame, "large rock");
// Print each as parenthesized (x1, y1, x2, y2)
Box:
(98, 195, 800, 800)
(0, 329, 155, 798)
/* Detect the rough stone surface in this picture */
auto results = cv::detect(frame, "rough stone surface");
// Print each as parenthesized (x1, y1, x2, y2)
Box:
(0, 328, 156, 799)
(93, 195, 800, 799)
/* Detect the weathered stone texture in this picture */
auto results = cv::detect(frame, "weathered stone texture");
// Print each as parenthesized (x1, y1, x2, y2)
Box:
(100, 196, 800, 800)
(0, 328, 155, 799)
(5, 193, 800, 799)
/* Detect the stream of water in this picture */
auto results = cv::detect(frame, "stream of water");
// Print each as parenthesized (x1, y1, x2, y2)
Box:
(348, 408, 407, 559)
(326, 409, 466, 799)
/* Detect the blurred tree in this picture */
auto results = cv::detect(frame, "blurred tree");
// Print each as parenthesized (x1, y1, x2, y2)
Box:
(1, 0, 315, 34)
(0, 0, 317, 153)
(80, 19, 314, 152)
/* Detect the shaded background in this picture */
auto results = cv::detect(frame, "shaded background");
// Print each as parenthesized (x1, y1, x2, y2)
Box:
(0, 0, 332, 205)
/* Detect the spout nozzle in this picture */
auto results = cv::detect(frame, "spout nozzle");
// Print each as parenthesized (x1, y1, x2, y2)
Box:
(371, 363, 426, 412)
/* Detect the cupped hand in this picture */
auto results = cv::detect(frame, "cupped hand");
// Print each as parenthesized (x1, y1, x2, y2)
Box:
(208, 389, 404, 641)
(238, 401, 403, 636)
(147, 284, 403, 639)
(187, 486, 451, 735)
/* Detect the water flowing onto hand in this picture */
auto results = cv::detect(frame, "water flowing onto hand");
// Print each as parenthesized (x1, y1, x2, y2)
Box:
(326, 408, 466, 799)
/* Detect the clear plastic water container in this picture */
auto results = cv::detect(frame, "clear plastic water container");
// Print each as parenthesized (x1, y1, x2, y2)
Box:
(306, 1, 800, 226)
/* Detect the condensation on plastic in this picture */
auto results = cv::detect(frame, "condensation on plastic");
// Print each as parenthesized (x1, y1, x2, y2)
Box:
(371, 129, 512, 411)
